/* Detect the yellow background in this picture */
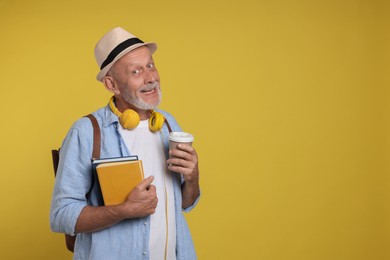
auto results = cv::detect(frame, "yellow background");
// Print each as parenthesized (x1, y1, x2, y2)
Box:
(0, 0, 389, 259)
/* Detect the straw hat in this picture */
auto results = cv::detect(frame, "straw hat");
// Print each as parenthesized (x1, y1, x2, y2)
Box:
(94, 27, 157, 82)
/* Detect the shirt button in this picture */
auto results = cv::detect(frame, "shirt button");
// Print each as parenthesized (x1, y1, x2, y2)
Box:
(144, 221, 147, 226)
(143, 251, 147, 255)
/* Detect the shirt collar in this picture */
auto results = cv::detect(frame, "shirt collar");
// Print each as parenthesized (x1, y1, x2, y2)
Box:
(103, 104, 119, 128)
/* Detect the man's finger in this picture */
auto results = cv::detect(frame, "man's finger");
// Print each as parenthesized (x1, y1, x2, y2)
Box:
(148, 184, 156, 193)
(177, 144, 195, 154)
(137, 176, 154, 190)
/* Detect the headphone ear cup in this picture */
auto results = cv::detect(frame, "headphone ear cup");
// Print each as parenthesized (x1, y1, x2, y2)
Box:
(120, 109, 140, 130)
(149, 111, 165, 132)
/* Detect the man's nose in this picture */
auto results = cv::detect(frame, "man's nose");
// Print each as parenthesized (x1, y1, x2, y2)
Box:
(144, 70, 157, 83)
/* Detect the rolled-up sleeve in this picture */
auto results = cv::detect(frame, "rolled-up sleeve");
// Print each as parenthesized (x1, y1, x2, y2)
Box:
(182, 192, 201, 213)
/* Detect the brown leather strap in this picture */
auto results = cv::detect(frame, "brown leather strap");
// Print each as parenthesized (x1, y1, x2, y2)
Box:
(85, 114, 101, 159)
(164, 118, 172, 133)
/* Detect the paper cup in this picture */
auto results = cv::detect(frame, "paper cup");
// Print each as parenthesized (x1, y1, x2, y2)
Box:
(169, 132, 194, 158)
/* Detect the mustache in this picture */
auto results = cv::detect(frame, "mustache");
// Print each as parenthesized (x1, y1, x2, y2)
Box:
(140, 82, 159, 92)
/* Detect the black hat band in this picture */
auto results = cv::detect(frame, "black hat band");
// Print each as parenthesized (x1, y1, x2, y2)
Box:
(100, 38, 144, 70)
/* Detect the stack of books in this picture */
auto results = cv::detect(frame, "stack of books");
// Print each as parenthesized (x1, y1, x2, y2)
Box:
(93, 156, 144, 206)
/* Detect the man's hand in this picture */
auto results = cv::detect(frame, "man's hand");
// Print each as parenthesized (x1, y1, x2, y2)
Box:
(167, 144, 199, 183)
(75, 176, 157, 233)
(119, 176, 158, 218)
(167, 144, 200, 209)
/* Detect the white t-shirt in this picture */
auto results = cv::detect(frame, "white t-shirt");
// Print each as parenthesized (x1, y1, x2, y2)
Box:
(119, 120, 176, 260)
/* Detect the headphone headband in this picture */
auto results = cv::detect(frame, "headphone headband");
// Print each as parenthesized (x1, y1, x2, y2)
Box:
(109, 96, 122, 117)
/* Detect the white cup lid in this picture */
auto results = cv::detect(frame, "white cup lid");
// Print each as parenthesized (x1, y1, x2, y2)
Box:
(169, 132, 194, 142)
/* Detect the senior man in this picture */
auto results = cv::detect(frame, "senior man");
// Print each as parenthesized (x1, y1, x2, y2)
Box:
(50, 27, 200, 260)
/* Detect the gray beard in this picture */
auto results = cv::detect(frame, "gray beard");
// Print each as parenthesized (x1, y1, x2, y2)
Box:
(123, 82, 162, 110)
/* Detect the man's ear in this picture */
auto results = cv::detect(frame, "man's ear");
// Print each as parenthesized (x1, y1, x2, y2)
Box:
(103, 76, 120, 95)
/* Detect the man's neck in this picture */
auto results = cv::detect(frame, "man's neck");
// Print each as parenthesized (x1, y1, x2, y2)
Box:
(137, 110, 150, 120)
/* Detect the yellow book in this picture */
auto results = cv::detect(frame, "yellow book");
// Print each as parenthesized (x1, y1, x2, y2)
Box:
(94, 158, 144, 206)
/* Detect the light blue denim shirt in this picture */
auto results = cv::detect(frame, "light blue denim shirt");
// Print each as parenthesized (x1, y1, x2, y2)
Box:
(50, 105, 199, 260)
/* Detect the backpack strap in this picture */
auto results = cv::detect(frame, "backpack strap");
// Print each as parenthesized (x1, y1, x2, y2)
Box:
(85, 114, 101, 159)
(84, 114, 101, 200)
(164, 118, 172, 133)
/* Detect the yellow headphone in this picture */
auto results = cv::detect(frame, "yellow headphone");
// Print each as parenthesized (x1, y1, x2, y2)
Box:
(108, 96, 165, 132)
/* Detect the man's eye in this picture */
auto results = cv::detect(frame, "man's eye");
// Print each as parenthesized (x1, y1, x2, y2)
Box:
(132, 69, 140, 75)
(147, 63, 154, 69)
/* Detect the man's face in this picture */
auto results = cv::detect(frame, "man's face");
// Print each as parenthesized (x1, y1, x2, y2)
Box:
(109, 46, 161, 111)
